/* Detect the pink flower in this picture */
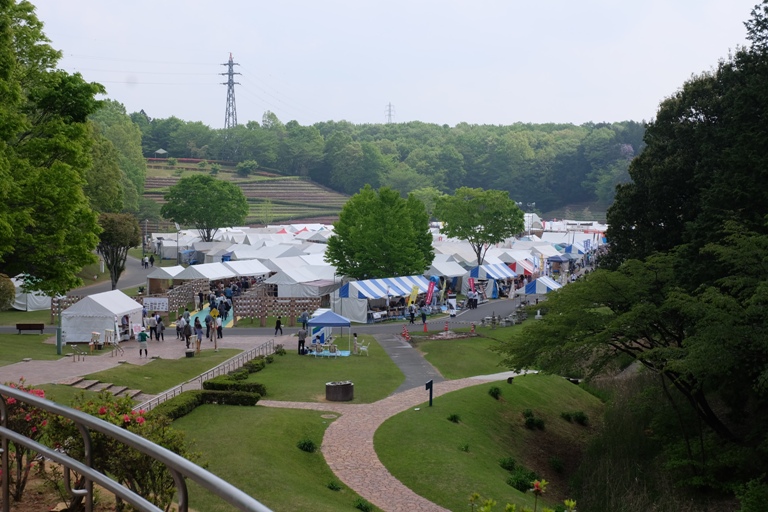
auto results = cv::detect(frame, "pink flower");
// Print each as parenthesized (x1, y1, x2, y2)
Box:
(25, 414, 31, 422)
(41, 420, 48, 427)
(98, 407, 107, 415)
(138, 409, 146, 415)
(123, 414, 131, 423)
(136, 416, 145, 425)
(6, 398, 16, 405)
(31, 426, 37, 433)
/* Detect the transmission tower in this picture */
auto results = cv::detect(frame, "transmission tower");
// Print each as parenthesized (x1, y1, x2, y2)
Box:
(385, 102, 395, 124)
(221, 53, 241, 129)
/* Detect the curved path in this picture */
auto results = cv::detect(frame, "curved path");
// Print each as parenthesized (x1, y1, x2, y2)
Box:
(261, 370, 521, 512)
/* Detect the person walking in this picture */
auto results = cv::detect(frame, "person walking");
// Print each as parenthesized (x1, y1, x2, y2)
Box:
(143, 255, 149, 269)
(408, 304, 416, 324)
(137, 327, 149, 358)
(421, 304, 428, 325)
(146, 313, 158, 340)
(300, 310, 309, 329)
(183, 320, 193, 349)
(157, 317, 165, 341)
(149, 254, 155, 267)
(176, 316, 186, 340)
(198, 291, 204, 310)
(297, 327, 307, 354)
(204, 310, 214, 340)
(274, 316, 283, 336)
(216, 315, 223, 339)
(193, 318, 203, 354)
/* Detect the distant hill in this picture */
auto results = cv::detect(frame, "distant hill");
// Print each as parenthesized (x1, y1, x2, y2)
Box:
(143, 159, 349, 229)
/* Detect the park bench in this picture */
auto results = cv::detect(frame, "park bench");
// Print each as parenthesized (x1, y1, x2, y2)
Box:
(16, 323, 45, 334)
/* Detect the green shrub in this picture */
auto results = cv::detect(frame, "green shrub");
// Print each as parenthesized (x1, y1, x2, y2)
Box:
(200, 390, 260, 406)
(327, 480, 342, 491)
(524, 416, 537, 429)
(549, 456, 564, 473)
(506, 467, 538, 492)
(243, 359, 266, 373)
(522, 408, 534, 419)
(147, 391, 203, 420)
(265, 354, 274, 364)
(297, 437, 317, 453)
(488, 386, 502, 400)
(448, 413, 461, 423)
(353, 497, 373, 512)
(274, 344, 287, 356)
(560, 412, 573, 422)
(459, 444, 470, 452)
(499, 457, 517, 471)
(572, 411, 588, 426)
(229, 369, 249, 381)
(534, 417, 545, 430)
(202, 375, 267, 396)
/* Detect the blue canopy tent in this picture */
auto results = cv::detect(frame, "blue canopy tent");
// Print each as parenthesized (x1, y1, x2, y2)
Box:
(335, 276, 430, 323)
(307, 310, 352, 355)
(466, 264, 517, 299)
(523, 276, 563, 295)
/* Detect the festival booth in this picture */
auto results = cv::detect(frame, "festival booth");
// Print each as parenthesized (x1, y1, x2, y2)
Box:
(173, 262, 237, 282)
(10, 275, 52, 311)
(61, 290, 142, 343)
(222, 259, 271, 278)
(145, 265, 185, 295)
(547, 253, 571, 274)
(307, 309, 352, 355)
(522, 276, 563, 295)
(333, 275, 431, 324)
(263, 266, 339, 299)
(463, 263, 517, 299)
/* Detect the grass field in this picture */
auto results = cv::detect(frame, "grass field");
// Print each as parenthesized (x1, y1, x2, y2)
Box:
(248, 335, 403, 402)
(0, 333, 61, 367)
(0, 308, 51, 326)
(415, 336, 505, 380)
(375, 374, 603, 511)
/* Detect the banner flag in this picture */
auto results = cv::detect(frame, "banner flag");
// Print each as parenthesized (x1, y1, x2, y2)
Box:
(408, 285, 419, 306)
(468, 277, 476, 293)
(425, 281, 436, 304)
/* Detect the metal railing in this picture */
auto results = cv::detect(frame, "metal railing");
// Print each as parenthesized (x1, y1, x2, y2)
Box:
(134, 339, 275, 412)
(0, 385, 272, 512)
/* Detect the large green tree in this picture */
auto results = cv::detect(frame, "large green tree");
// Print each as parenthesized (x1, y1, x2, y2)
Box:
(326, 185, 432, 279)
(96, 213, 141, 290)
(161, 175, 248, 241)
(0, 0, 104, 295)
(434, 187, 524, 264)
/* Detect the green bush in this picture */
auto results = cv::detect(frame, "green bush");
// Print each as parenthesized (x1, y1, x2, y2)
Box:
(560, 411, 573, 422)
(459, 444, 470, 452)
(353, 497, 373, 511)
(200, 390, 260, 406)
(522, 408, 534, 419)
(524, 416, 537, 430)
(488, 386, 502, 400)
(274, 344, 287, 356)
(229, 368, 249, 381)
(243, 359, 266, 373)
(448, 413, 461, 423)
(265, 354, 274, 364)
(327, 480, 342, 491)
(147, 391, 203, 420)
(572, 411, 588, 426)
(549, 456, 564, 473)
(499, 457, 517, 472)
(506, 467, 538, 492)
(534, 417, 545, 430)
(203, 375, 267, 396)
(297, 437, 317, 453)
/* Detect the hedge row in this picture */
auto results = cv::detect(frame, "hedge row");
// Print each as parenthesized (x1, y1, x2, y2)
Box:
(148, 390, 261, 421)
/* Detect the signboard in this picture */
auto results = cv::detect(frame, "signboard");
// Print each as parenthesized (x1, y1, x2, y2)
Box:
(425, 280, 436, 305)
(143, 297, 169, 312)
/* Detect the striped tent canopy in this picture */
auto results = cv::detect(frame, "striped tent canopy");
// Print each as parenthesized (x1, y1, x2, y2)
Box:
(469, 263, 517, 280)
(339, 275, 430, 299)
(523, 276, 563, 295)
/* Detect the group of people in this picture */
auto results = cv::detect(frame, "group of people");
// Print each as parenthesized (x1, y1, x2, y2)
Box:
(141, 254, 155, 269)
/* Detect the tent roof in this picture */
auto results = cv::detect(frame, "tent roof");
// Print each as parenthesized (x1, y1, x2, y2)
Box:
(339, 275, 430, 299)
(146, 265, 186, 279)
(469, 263, 517, 280)
(223, 260, 271, 277)
(428, 259, 467, 277)
(63, 290, 142, 317)
(174, 262, 237, 281)
(307, 310, 351, 327)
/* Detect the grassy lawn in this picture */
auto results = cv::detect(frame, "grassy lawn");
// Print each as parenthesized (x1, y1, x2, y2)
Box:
(249, 335, 403, 403)
(375, 374, 604, 511)
(415, 335, 506, 380)
(174, 405, 379, 512)
(84, 349, 241, 394)
(36, 384, 103, 406)
(0, 334, 61, 367)
(0, 308, 52, 326)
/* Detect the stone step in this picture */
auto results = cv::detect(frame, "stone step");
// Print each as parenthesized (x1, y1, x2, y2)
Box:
(109, 386, 128, 396)
(72, 379, 99, 390)
(131, 393, 156, 405)
(89, 382, 114, 393)
(117, 389, 142, 399)
(58, 376, 84, 386)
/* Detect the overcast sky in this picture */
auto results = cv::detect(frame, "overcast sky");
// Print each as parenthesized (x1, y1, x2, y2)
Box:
(32, 0, 757, 129)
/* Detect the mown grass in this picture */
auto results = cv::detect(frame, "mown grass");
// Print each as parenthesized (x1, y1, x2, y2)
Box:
(0, 333, 61, 367)
(248, 335, 403, 403)
(36, 384, 103, 406)
(375, 374, 603, 511)
(174, 405, 379, 512)
(415, 336, 504, 380)
(0, 308, 51, 326)
(84, 349, 241, 394)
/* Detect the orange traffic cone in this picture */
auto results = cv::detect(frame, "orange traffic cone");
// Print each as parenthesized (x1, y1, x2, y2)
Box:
(423, 322, 428, 333)
(444, 321, 449, 332)
(471, 322, 476, 333)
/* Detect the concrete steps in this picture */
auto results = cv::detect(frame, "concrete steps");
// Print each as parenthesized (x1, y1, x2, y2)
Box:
(63, 379, 148, 403)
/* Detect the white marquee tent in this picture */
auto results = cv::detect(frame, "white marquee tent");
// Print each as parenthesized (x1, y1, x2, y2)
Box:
(61, 290, 142, 343)
(11, 275, 52, 311)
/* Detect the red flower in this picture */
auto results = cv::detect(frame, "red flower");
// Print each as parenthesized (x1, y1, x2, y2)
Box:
(31, 426, 37, 433)
(41, 420, 48, 427)
(136, 416, 145, 425)
(6, 398, 16, 405)
(123, 414, 131, 423)
(98, 407, 107, 415)
(25, 414, 31, 422)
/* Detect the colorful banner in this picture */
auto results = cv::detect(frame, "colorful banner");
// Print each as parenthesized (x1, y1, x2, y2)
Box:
(408, 285, 419, 306)
(468, 277, 476, 293)
(438, 279, 447, 303)
(425, 281, 436, 304)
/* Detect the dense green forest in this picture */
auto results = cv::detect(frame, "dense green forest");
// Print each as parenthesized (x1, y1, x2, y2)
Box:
(129, 110, 645, 213)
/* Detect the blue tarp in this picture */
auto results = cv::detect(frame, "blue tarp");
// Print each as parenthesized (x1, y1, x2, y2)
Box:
(339, 275, 430, 299)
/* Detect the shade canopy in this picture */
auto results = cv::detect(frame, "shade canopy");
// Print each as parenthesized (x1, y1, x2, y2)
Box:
(469, 263, 517, 280)
(339, 275, 430, 299)
(523, 276, 563, 294)
(307, 310, 351, 327)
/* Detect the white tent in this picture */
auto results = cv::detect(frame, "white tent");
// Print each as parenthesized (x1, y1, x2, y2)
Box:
(223, 260, 271, 277)
(61, 290, 142, 343)
(174, 262, 237, 281)
(146, 265, 186, 295)
(11, 275, 52, 311)
(263, 266, 338, 297)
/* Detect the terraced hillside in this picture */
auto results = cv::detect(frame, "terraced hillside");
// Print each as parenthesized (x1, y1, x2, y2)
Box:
(143, 167, 349, 226)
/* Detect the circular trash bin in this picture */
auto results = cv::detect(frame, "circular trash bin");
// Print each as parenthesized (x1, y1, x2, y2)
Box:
(185, 349, 195, 358)
(326, 381, 354, 401)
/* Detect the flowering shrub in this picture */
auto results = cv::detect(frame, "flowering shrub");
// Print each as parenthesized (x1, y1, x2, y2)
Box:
(1, 378, 49, 501)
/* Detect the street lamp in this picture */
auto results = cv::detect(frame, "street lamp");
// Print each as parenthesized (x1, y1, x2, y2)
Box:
(175, 222, 180, 265)
(143, 219, 148, 257)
